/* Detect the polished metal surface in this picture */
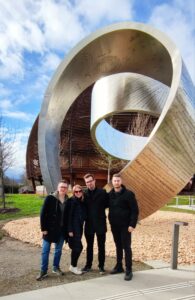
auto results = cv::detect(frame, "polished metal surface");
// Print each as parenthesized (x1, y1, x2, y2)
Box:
(91, 72, 169, 160)
(38, 22, 195, 220)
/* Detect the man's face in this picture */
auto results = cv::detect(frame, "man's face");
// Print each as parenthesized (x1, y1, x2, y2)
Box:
(112, 176, 122, 189)
(85, 176, 96, 190)
(57, 183, 68, 195)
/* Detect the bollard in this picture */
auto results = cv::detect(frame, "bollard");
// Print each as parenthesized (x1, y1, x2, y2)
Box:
(171, 221, 188, 269)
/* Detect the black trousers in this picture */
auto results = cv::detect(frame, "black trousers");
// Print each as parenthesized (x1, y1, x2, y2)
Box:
(85, 233, 106, 268)
(69, 236, 83, 267)
(111, 226, 132, 272)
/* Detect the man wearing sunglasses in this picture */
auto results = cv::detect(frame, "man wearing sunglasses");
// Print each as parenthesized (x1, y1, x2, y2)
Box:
(82, 173, 108, 274)
(36, 180, 69, 281)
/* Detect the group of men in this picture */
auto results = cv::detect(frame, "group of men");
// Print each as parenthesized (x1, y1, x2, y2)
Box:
(37, 173, 139, 282)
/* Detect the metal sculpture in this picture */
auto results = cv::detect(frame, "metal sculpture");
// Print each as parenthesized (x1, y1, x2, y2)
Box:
(38, 22, 195, 220)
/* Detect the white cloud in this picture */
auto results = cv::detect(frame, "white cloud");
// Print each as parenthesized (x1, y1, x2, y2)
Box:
(0, 51, 24, 80)
(0, 1, 45, 79)
(75, 0, 133, 24)
(0, 1, 45, 53)
(0, 0, 135, 80)
(42, 52, 61, 72)
(0, 84, 11, 97)
(2, 110, 35, 122)
(149, 0, 195, 83)
(38, 0, 86, 50)
(0, 0, 84, 80)
(0, 99, 12, 110)
(32, 73, 51, 95)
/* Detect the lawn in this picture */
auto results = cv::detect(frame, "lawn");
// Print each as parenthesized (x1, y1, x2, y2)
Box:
(166, 195, 195, 206)
(160, 195, 195, 214)
(160, 206, 195, 214)
(0, 194, 194, 222)
(0, 194, 44, 221)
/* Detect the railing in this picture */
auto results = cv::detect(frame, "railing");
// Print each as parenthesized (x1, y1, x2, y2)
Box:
(171, 196, 195, 210)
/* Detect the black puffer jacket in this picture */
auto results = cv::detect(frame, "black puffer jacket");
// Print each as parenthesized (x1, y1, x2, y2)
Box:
(108, 185, 139, 228)
(84, 187, 108, 235)
(40, 193, 69, 243)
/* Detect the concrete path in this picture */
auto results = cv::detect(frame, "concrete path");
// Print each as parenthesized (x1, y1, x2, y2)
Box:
(1, 265, 194, 300)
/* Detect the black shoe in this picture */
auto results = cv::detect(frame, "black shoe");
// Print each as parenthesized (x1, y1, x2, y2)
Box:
(81, 266, 91, 273)
(99, 267, 105, 275)
(52, 267, 65, 276)
(36, 270, 48, 281)
(124, 271, 133, 281)
(110, 267, 124, 274)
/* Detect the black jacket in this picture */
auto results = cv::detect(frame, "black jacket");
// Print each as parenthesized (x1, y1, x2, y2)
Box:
(68, 196, 87, 237)
(108, 185, 139, 228)
(84, 187, 108, 235)
(40, 193, 69, 243)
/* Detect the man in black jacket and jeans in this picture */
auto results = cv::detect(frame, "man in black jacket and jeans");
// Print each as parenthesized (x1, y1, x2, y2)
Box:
(82, 173, 108, 274)
(36, 180, 69, 281)
(108, 174, 139, 281)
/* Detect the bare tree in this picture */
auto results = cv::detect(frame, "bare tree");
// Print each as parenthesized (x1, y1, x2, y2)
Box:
(92, 148, 127, 183)
(126, 113, 156, 136)
(0, 117, 15, 208)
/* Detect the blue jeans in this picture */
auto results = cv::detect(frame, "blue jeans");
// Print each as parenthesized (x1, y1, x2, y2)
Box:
(41, 235, 65, 272)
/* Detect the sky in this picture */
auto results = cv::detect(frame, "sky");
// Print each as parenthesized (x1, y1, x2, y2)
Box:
(0, 0, 194, 179)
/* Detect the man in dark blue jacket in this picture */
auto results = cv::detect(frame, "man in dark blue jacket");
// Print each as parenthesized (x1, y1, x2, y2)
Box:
(36, 180, 69, 281)
(108, 174, 139, 281)
(82, 173, 108, 274)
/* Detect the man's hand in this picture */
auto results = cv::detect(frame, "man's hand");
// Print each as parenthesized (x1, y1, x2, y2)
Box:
(42, 231, 48, 235)
(128, 226, 134, 233)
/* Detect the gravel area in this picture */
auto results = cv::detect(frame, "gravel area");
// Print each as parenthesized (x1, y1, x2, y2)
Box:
(0, 210, 194, 297)
(3, 211, 195, 265)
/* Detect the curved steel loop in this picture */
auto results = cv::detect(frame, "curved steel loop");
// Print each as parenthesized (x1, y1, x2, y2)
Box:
(38, 22, 195, 219)
(91, 72, 169, 160)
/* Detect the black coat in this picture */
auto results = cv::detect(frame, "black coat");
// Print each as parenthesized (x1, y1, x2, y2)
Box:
(40, 194, 69, 243)
(84, 187, 108, 235)
(68, 196, 87, 237)
(108, 185, 139, 228)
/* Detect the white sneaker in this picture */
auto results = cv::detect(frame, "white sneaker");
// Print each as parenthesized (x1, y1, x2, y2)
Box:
(69, 265, 82, 275)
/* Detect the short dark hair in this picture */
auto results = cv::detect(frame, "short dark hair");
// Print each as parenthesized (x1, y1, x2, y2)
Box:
(83, 173, 95, 180)
(58, 179, 69, 185)
(112, 173, 121, 178)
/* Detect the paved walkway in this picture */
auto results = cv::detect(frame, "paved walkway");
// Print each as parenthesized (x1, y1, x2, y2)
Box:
(1, 265, 194, 300)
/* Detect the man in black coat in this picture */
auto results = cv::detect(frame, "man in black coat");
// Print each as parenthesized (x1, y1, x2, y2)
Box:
(82, 173, 108, 274)
(36, 180, 69, 281)
(108, 173, 139, 281)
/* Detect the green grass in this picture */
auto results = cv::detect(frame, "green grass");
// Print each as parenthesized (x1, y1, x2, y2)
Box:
(166, 195, 195, 206)
(160, 195, 195, 214)
(0, 194, 44, 221)
(160, 206, 195, 214)
(0, 194, 194, 222)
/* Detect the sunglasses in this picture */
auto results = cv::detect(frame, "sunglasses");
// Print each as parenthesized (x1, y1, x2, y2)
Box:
(74, 190, 82, 194)
(60, 186, 68, 189)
